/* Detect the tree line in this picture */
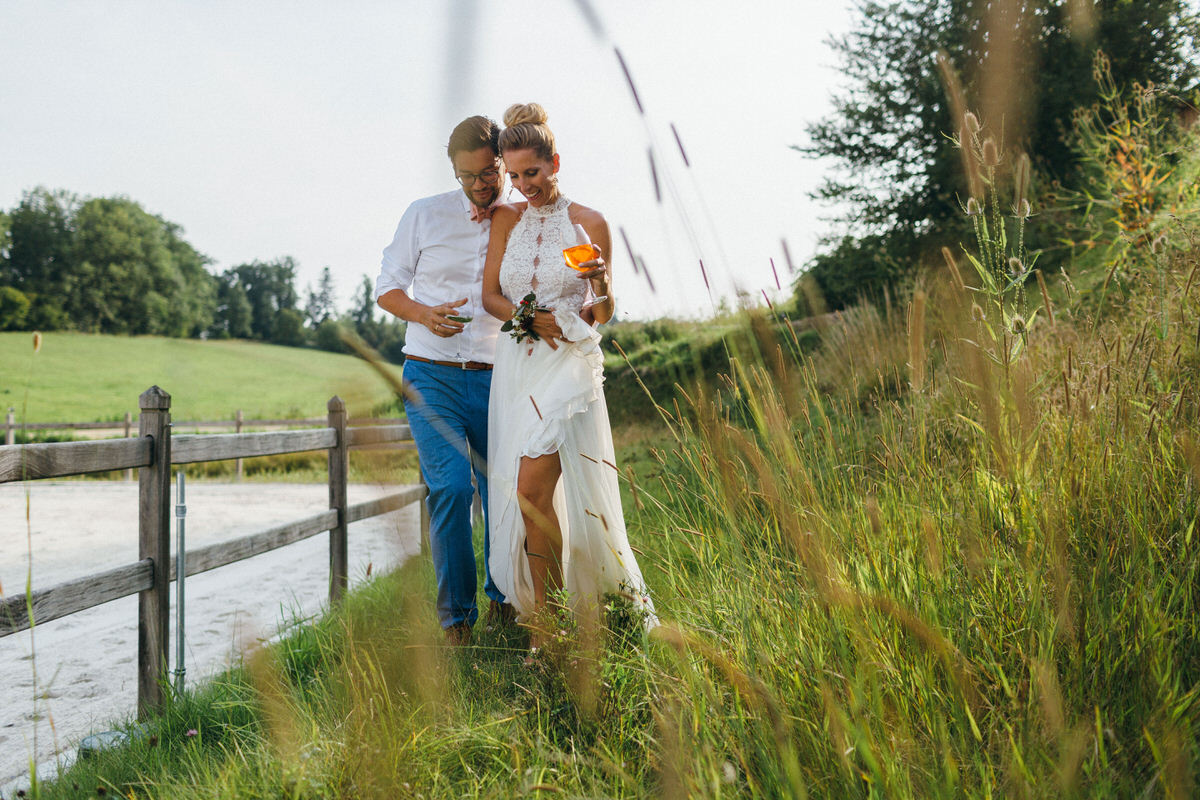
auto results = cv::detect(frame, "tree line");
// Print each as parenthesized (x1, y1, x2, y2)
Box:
(0, 187, 405, 362)
(796, 0, 1199, 311)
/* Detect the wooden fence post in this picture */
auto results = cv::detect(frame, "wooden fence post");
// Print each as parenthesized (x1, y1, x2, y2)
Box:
(234, 409, 244, 481)
(4, 408, 13, 446)
(124, 411, 134, 481)
(327, 397, 348, 603)
(138, 386, 172, 718)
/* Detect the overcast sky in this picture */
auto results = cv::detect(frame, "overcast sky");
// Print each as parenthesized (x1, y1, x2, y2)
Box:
(0, 1, 856, 320)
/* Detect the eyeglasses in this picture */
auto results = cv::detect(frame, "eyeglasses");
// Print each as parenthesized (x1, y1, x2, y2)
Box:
(454, 166, 500, 187)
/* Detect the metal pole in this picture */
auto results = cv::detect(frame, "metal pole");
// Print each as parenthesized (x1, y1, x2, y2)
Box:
(235, 409, 244, 481)
(173, 470, 187, 693)
(124, 411, 134, 481)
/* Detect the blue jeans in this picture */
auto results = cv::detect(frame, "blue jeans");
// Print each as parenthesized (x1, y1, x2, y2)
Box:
(402, 358, 503, 628)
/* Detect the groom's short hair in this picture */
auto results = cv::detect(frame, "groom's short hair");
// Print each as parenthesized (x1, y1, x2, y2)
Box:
(447, 116, 500, 161)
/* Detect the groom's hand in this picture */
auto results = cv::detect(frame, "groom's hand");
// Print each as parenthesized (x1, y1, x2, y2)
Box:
(421, 298, 468, 337)
(531, 310, 566, 350)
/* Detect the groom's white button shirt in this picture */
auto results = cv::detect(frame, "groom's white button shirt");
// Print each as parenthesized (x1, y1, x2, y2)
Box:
(375, 188, 503, 363)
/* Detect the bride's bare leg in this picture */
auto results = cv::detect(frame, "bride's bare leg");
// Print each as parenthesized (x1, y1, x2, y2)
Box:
(517, 452, 563, 646)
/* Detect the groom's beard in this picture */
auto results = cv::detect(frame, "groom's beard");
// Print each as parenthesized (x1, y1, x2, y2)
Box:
(467, 182, 500, 208)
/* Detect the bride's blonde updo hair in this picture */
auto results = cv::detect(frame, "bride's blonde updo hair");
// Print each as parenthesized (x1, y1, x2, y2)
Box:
(499, 102, 556, 161)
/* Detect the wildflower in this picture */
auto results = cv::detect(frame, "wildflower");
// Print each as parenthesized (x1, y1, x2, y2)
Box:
(971, 303, 985, 322)
(185, 729, 198, 738)
(982, 137, 1000, 167)
(966, 198, 981, 216)
(1008, 257, 1025, 278)
(1011, 314, 1026, 334)
(964, 111, 981, 135)
(1015, 199, 1032, 219)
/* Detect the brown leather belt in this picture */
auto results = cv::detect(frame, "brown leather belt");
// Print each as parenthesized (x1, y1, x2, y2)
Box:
(405, 354, 493, 371)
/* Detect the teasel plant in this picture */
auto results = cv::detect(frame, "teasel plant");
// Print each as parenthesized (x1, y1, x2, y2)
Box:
(954, 111, 1039, 374)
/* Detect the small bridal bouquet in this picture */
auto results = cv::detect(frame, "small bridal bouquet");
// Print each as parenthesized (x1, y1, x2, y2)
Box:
(502, 292, 541, 343)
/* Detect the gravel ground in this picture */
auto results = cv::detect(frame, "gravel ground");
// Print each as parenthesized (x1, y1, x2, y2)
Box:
(0, 480, 423, 792)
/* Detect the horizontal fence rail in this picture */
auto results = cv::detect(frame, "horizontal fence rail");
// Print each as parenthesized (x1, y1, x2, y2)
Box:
(171, 429, 338, 464)
(0, 437, 153, 482)
(346, 424, 412, 448)
(0, 388, 426, 718)
(0, 560, 154, 636)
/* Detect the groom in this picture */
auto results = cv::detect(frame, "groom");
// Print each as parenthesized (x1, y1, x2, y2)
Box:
(375, 115, 514, 644)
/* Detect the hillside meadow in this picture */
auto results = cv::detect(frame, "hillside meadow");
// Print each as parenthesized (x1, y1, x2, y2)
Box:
(0, 333, 400, 424)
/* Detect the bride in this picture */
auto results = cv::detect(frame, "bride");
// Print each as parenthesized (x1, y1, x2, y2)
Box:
(482, 103, 653, 643)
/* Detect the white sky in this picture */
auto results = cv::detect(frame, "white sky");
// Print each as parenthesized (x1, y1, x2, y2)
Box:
(0, 0, 855, 321)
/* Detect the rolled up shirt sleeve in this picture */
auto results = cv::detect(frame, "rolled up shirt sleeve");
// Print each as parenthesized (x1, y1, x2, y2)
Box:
(375, 204, 422, 300)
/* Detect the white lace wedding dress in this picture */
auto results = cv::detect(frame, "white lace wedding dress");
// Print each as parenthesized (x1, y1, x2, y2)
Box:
(488, 195, 655, 623)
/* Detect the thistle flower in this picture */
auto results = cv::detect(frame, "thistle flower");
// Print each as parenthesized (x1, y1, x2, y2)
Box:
(1011, 314, 1026, 334)
(971, 303, 985, 321)
(1015, 199, 1032, 219)
(966, 197, 981, 216)
(1008, 257, 1025, 278)
(982, 137, 1000, 168)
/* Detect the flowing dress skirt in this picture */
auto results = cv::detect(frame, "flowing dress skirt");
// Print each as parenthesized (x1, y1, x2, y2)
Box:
(487, 315, 654, 622)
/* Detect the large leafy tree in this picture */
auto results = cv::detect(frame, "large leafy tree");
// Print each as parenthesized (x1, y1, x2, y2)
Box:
(208, 279, 253, 339)
(2, 187, 78, 329)
(70, 197, 216, 335)
(1, 188, 217, 334)
(221, 258, 300, 340)
(798, 0, 1200, 309)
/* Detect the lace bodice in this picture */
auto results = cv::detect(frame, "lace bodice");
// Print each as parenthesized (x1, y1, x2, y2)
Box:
(500, 195, 589, 312)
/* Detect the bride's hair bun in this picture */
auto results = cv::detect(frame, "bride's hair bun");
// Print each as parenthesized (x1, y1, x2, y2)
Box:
(503, 103, 549, 128)
(500, 102, 556, 161)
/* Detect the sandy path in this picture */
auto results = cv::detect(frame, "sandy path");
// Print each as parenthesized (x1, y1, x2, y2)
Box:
(0, 481, 423, 790)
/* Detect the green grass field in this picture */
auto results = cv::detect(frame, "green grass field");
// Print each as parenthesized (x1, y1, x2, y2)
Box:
(0, 333, 401, 424)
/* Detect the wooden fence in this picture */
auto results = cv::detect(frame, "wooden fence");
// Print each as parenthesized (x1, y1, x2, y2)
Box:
(0, 386, 427, 717)
(3, 409, 410, 479)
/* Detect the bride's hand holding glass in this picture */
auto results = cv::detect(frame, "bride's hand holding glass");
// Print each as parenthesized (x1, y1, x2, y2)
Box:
(563, 223, 609, 299)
